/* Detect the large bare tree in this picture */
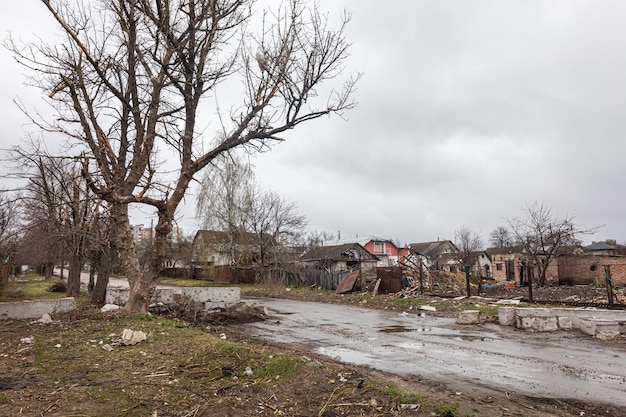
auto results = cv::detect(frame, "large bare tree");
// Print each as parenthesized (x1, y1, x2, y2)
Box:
(507, 202, 593, 290)
(9, 0, 357, 312)
(454, 225, 483, 297)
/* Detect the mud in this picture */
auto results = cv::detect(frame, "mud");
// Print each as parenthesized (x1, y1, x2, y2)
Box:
(241, 297, 626, 408)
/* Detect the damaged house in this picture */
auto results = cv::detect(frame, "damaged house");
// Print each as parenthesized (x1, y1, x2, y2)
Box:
(298, 242, 379, 290)
(191, 230, 275, 283)
(408, 240, 461, 272)
(557, 240, 626, 287)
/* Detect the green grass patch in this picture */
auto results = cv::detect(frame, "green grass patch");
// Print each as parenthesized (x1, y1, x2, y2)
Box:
(432, 402, 460, 416)
(0, 277, 73, 301)
(255, 354, 300, 380)
(380, 382, 423, 404)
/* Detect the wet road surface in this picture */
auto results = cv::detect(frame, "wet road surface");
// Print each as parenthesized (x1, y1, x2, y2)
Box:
(240, 297, 626, 407)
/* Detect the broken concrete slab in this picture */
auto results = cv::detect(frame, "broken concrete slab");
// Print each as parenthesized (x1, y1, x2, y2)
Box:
(557, 316, 572, 330)
(514, 308, 552, 318)
(498, 307, 517, 326)
(457, 310, 481, 325)
(0, 297, 77, 320)
(105, 287, 240, 309)
(516, 315, 559, 332)
(499, 306, 626, 336)
(579, 318, 620, 337)
(121, 328, 147, 345)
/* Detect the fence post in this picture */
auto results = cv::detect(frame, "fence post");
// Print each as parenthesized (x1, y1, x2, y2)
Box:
(604, 265, 614, 308)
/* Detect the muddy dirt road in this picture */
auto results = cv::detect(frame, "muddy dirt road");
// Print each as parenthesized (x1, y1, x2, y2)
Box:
(240, 297, 626, 408)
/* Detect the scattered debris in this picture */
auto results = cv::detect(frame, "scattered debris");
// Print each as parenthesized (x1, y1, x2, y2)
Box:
(495, 299, 521, 305)
(34, 314, 53, 324)
(101, 304, 121, 313)
(419, 305, 437, 312)
(457, 310, 481, 325)
(121, 329, 147, 346)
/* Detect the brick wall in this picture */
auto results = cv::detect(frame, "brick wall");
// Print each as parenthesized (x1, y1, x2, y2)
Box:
(557, 255, 626, 287)
(491, 254, 558, 284)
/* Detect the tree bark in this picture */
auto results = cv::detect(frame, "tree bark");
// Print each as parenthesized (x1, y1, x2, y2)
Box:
(109, 203, 142, 284)
(67, 253, 82, 296)
(123, 209, 173, 313)
(465, 269, 471, 298)
(91, 247, 111, 306)
(88, 264, 96, 293)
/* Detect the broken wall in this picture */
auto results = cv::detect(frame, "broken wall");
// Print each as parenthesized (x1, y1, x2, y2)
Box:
(557, 255, 626, 286)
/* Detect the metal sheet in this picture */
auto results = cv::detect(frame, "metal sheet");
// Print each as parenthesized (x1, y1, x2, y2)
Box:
(335, 271, 359, 294)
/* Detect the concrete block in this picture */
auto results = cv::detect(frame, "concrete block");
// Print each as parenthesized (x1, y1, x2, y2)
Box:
(579, 318, 620, 337)
(105, 287, 240, 309)
(533, 316, 559, 332)
(557, 316, 572, 330)
(498, 307, 517, 326)
(457, 310, 481, 324)
(515, 308, 552, 317)
(595, 320, 620, 334)
(516, 315, 558, 332)
(596, 331, 620, 341)
(0, 297, 77, 320)
(516, 316, 535, 329)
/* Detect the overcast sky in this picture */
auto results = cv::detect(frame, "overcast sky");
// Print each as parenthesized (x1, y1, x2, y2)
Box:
(2, 1, 626, 247)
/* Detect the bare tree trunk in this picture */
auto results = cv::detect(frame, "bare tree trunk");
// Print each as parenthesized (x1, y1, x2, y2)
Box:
(527, 264, 534, 302)
(109, 203, 142, 285)
(91, 248, 111, 306)
(67, 253, 82, 296)
(538, 267, 546, 287)
(88, 266, 96, 293)
(45, 262, 54, 279)
(465, 269, 471, 297)
(123, 211, 173, 313)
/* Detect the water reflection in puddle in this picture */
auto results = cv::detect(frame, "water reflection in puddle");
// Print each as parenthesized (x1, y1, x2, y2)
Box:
(315, 346, 374, 365)
(379, 326, 431, 333)
(378, 326, 494, 342)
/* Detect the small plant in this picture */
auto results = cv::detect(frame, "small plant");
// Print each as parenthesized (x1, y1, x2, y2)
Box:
(381, 383, 423, 404)
(432, 403, 460, 417)
(255, 354, 299, 380)
(48, 281, 66, 292)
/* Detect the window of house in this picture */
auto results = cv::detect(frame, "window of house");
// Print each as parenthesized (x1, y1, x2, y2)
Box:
(496, 263, 503, 271)
(373, 241, 384, 254)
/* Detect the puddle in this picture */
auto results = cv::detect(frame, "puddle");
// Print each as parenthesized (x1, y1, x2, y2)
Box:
(315, 346, 374, 365)
(379, 326, 431, 333)
(378, 327, 493, 341)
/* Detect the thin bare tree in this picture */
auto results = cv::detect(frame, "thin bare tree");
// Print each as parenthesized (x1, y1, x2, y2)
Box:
(455, 225, 484, 297)
(507, 202, 595, 295)
(488, 226, 513, 248)
(197, 154, 306, 269)
(8, 0, 357, 312)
